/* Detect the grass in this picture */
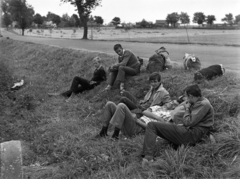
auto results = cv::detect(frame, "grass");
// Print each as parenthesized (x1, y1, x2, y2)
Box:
(0, 38, 240, 178)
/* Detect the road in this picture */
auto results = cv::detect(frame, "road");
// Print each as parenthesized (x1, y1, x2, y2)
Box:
(1, 29, 240, 71)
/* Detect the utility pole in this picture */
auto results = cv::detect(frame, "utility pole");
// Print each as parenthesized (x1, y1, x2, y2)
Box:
(0, 0, 3, 37)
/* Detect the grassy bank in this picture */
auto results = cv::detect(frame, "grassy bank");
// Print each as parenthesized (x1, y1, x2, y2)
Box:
(0, 38, 240, 178)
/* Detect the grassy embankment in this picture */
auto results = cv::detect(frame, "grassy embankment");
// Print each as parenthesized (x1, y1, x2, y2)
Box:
(0, 38, 240, 178)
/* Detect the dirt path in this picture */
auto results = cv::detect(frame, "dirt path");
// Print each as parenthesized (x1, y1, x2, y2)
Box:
(2, 30, 240, 72)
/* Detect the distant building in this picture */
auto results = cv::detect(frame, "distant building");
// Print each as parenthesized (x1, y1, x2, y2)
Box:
(155, 20, 168, 27)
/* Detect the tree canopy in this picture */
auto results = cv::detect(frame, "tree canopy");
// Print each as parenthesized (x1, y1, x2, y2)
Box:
(222, 13, 234, 26)
(33, 13, 44, 27)
(206, 15, 216, 25)
(179, 12, 190, 25)
(61, 0, 102, 39)
(235, 14, 240, 24)
(2, 0, 35, 35)
(94, 16, 104, 25)
(111, 17, 121, 26)
(166, 12, 179, 27)
(193, 12, 206, 26)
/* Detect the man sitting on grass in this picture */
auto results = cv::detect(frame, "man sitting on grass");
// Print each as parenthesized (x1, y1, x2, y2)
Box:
(104, 44, 141, 93)
(48, 56, 106, 102)
(96, 72, 173, 140)
(141, 84, 214, 163)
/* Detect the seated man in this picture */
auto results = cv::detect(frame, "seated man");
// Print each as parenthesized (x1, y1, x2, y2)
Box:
(141, 84, 214, 162)
(48, 56, 106, 101)
(104, 44, 141, 92)
(97, 72, 172, 139)
(119, 72, 172, 111)
(194, 64, 225, 83)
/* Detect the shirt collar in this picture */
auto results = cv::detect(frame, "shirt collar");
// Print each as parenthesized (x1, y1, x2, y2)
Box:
(119, 49, 125, 57)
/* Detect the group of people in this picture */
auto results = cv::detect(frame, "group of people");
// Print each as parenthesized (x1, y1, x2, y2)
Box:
(48, 43, 225, 164)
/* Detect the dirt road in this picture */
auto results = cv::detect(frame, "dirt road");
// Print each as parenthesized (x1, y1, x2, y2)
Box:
(2, 30, 240, 71)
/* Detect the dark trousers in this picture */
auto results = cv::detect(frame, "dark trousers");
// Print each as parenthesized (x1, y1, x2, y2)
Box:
(61, 76, 94, 97)
(119, 91, 139, 110)
(107, 66, 139, 86)
(142, 122, 209, 156)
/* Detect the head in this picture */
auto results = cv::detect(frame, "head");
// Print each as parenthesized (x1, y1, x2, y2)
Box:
(184, 84, 202, 104)
(114, 44, 124, 56)
(194, 72, 204, 83)
(92, 56, 101, 68)
(149, 72, 161, 89)
(155, 46, 169, 55)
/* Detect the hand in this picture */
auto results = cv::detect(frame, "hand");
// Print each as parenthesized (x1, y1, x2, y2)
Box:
(139, 100, 144, 104)
(89, 81, 97, 85)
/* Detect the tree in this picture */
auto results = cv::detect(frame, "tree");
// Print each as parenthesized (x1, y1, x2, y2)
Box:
(47, 12, 61, 27)
(166, 12, 179, 27)
(4, 0, 35, 35)
(33, 13, 43, 27)
(193, 12, 206, 26)
(61, 0, 102, 39)
(139, 19, 149, 28)
(206, 15, 216, 25)
(222, 13, 234, 26)
(111, 17, 121, 26)
(179, 12, 190, 26)
(94, 16, 104, 25)
(72, 14, 81, 27)
(3, 13, 12, 29)
(235, 14, 240, 24)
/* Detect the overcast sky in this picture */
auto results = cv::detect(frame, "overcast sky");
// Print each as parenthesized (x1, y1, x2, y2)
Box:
(27, 0, 240, 24)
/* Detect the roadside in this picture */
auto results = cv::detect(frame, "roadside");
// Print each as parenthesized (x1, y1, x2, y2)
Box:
(1, 29, 240, 72)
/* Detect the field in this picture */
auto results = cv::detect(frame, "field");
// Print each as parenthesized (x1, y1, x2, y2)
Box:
(14, 27, 240, 46)
(0, 38, 240, 178)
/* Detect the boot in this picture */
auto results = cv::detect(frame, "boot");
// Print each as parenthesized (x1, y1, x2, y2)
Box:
(112, 127, 120, 140)
(99, 126, 108, 137)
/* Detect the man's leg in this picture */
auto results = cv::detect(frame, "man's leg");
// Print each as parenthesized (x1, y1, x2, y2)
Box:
(110, 103, 143, 137)
(98, 101, 117, 137)
(70, 76, 91, 94)
(142, 122, 206, 157)
(116, 66, 138, 83)
(107, 71, 117, 87)
(119, 91, 139, 110)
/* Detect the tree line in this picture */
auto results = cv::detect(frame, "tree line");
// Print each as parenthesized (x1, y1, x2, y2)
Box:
(2, 0, 240, 39)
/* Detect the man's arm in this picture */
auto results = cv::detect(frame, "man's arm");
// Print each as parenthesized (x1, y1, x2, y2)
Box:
(142, 109, 165, 122)
(115, 50, 132, 66)
(182, 102, 210, 127)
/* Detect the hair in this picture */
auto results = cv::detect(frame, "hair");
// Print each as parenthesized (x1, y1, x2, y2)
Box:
(149, 72, 161, 82)
(92, 56, 101, 62)
(113, 44, 122, 51)
(194, 72, 204, 81)
(185, 84, 202, 97)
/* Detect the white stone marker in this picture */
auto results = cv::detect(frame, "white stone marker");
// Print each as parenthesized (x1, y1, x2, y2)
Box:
(0, 140, 23, 179)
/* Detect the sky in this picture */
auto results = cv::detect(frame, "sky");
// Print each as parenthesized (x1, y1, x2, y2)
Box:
(26, 0, 240, 25)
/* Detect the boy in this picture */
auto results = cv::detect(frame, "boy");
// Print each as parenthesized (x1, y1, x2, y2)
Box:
(48, 56, 106, 101)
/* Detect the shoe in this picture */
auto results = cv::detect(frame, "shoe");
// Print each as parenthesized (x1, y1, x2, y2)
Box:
(142, 155, 154, 167)
(99, 126, 108, 137)
(111, 127, 120, 140)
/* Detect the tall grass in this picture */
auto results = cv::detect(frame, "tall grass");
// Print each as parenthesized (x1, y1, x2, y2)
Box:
(0, 39, 240, 178)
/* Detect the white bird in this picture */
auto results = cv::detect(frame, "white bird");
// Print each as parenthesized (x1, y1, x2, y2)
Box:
(11, 79, 24, 91)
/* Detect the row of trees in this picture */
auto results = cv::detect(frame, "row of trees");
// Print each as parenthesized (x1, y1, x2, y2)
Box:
(110, 12, 240, 29)
(166, 12, 240, 27)
(2, 0, 104, 38)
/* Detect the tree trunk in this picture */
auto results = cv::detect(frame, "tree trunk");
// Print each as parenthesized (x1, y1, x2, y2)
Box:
(21, 28, 24, 36)
(82, 19, 88, 39)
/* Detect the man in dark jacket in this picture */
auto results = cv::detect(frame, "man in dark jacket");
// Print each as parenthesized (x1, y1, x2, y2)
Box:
(48, 56, 106, 100)
(194, 64, 225, 83)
